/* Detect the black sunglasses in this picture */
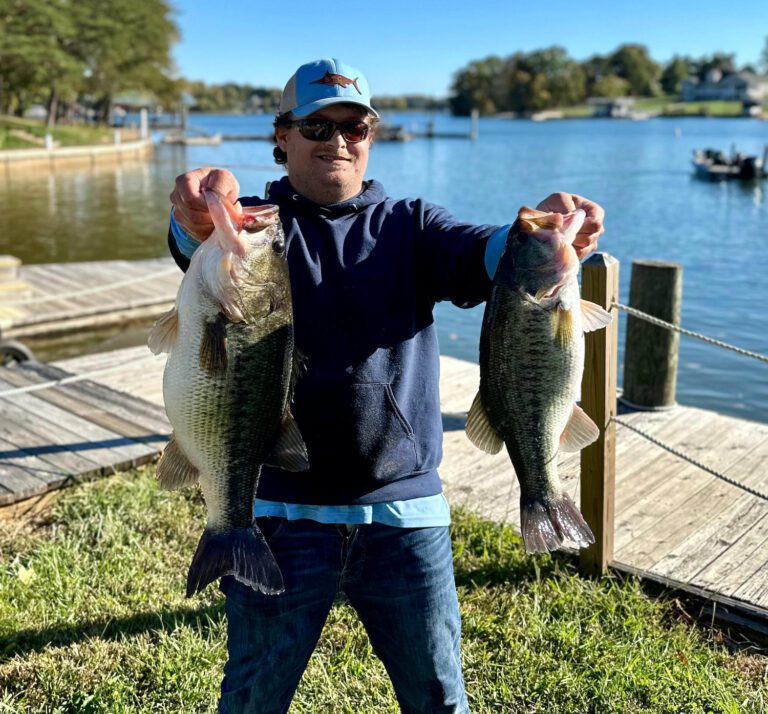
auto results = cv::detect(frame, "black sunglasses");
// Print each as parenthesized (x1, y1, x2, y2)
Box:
(285, 118, 370, 143)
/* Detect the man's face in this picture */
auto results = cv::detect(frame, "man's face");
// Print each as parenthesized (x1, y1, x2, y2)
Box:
(275, 103, 373, 205)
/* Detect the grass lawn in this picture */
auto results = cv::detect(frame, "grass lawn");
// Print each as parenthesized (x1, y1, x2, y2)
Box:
(1, 467, 766, 713)
(0, 115, 137, 150)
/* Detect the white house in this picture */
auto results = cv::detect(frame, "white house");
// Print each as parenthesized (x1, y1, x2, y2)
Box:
(681, 70, 768, 102)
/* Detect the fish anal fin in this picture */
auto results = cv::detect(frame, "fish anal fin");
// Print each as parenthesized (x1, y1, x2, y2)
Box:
(157, 433, 200, 490)
(580, 299, 613, 332)
(264, 410, 309, 472)
(200, 313, 228, 373)
(147, 307, 179, 354)
(465, 391, 504, 454)
(560, 403, 600, 452)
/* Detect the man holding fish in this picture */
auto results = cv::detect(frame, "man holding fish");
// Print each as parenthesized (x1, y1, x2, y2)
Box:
(164, 58, 605, 714)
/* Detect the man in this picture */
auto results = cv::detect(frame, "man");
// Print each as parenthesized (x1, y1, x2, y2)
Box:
(169, 58, 604, 714)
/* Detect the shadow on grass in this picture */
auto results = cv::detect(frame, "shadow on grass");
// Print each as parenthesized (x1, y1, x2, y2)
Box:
(0, 600, 224, 663)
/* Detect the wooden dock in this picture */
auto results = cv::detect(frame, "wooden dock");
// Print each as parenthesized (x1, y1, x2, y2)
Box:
(0, 258, 180, 339)
(1, 347, 766, 622)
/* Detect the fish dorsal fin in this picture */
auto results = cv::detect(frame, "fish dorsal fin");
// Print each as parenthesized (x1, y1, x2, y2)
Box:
(560, 403, 600, 452)
(264, 411, 309, 472)
(157, 433, 200, 489)
(466, 391, 504, 454)
(147, 307, 179, 354)
(580, 299, 613, 332)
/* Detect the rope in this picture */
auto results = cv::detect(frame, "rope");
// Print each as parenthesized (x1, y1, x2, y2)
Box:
(612, 416, 768, 501)
(613, 302, 768, 364)
(0, 267, 179, 306)
(0, 353, 162, 399)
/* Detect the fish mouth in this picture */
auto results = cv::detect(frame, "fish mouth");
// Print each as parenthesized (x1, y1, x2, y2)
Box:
(559, 209, 586, 245)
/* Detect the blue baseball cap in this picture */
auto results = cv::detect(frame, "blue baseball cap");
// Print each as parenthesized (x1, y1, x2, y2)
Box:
(278, 58, 379, 118)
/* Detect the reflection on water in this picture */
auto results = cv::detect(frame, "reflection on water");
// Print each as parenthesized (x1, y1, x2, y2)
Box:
(0, 115, 766, 422)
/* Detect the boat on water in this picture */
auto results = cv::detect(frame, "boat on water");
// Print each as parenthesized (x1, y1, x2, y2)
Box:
(692, 145, 768, 181)
(161, 128, 222, 146)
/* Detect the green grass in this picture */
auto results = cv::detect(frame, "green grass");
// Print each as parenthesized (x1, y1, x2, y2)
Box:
(0, 115, 131, 150)
(551, 97, 758, 119)
(1, 467, 766, 712)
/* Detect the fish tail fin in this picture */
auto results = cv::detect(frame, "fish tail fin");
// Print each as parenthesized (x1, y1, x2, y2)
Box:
(186, 526, 284, 597)
(520, 494, 594, 554)
(352, 77, 361, 94)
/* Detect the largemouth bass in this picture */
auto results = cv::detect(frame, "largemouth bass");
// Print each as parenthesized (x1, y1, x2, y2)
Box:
(148, 189, 307, 596)
(466, 207, 612, 553)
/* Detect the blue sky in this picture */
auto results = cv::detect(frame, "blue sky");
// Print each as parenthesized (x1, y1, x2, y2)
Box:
(172, 0, 767, 96)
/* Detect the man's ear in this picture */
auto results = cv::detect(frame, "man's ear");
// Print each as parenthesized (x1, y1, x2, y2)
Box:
(275, 125, 289, 152)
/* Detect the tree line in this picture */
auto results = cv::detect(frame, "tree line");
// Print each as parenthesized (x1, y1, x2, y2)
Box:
(449, 42, 768, 116)
(0, 0, 179, 126)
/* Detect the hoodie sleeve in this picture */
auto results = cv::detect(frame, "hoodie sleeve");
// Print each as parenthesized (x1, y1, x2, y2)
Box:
(415, 201, 503, 307)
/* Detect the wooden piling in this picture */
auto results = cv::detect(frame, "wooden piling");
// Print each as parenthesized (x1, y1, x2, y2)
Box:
(622, 260, 683, 409)
(579, 253, 619, 577)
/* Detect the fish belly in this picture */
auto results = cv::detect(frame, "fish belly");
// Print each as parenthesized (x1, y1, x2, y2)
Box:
(163, 276, 292, 531)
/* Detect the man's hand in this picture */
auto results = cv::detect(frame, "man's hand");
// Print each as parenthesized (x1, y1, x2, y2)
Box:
(170, 168, 240, 241)
(536, 192, 605, 261)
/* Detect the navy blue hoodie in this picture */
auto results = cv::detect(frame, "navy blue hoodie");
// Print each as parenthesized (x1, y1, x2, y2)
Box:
(169, 177, 498, 505)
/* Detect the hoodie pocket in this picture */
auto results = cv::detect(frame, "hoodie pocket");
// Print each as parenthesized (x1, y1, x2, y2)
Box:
(299, 382, 419, 483)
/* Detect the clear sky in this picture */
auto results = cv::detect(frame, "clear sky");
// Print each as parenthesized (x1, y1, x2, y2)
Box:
(172, 0, 767, 96)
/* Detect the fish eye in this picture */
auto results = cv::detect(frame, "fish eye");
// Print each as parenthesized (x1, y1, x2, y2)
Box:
(272, 238, 285, 254)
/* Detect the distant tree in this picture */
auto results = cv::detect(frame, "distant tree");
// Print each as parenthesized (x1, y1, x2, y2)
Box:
(449, 56, 505, 115)
(591, 74, 631, 98)
(661, 56, 691, 95)
(525, 46, 586, 108)
(609, 44, 662, 96)
(0, 0, 84, 123)
(70, 0, 179, 122)
(696, 52, 736, 80)
(760, 36, 768, 73)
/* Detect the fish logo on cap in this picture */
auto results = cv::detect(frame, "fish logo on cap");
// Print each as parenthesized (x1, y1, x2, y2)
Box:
(310, 70, 361, 95)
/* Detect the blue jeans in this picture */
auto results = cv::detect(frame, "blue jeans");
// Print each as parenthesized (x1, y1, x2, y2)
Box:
(218, 518, 468, 714)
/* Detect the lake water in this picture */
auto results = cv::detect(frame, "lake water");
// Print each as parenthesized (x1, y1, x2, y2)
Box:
(1, 113, 766, 422)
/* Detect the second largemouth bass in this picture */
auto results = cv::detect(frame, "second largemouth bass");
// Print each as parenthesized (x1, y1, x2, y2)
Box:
(467, 207, 612, 554)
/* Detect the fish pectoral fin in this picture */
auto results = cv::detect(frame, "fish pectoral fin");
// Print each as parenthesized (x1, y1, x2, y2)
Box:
(560, 403, 600, 452)
(580, 299, 613, 332)
(465, 391, 504, 454)
(264, 411, 309, 472)
(552, 306, 575, 348)
(199, 313, 228, 373)
(157, 433, 200, 489)
(147, 307, 179, 354)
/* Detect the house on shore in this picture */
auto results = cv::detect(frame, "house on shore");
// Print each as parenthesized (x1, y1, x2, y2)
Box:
(681, 70, 768, 104)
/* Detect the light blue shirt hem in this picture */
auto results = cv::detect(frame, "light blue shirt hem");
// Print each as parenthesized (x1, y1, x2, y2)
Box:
(253, 493, 451, 528)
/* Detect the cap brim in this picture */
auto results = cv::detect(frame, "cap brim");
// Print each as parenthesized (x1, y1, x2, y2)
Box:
(291, 96, 379, 119)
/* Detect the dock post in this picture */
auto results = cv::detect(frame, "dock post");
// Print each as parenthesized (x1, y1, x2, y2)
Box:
(579, 253, 619, 577)
(140, 108, 149, 139)
(621, 260, 682, 409)
(470, 108, 479, 140)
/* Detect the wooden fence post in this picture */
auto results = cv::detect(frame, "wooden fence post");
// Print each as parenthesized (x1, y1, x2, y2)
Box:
(622, 260, 682, 409)
(579, 253, 619, 577)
